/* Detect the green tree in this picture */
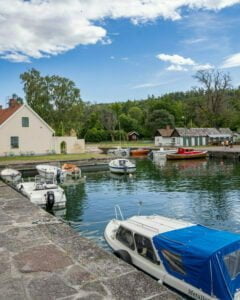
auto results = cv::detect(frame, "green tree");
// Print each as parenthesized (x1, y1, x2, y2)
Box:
(20, 68, 84, 135)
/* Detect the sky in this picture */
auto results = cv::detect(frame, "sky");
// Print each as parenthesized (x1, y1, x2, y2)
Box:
(0, 0, 240, 106)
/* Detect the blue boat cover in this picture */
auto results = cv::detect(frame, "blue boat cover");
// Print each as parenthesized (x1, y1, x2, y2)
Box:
(152, 225, 240, 299)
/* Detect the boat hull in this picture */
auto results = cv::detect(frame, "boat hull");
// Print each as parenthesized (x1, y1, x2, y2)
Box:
(131, 149, 150, 156)
(109, 166, 136, 174)
(167, 151, 208, 160)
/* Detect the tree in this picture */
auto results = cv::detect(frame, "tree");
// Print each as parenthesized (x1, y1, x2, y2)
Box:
(100, 108, 117, 141)
(128, 106, 143, 123)
(146, 109, 175, 136)
(193, 70, 232, 127)
(20, 68, 84, 135)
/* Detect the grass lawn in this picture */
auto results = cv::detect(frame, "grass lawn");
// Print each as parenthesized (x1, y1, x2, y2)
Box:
(0, 153, 109, 164)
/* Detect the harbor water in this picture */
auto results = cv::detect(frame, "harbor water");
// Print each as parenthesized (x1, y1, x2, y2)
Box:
(58, 158, 240, 249)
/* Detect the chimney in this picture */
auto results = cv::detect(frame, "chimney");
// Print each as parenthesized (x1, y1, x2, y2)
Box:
(9, 98, 18, 108)
(166, 125, 171, 130)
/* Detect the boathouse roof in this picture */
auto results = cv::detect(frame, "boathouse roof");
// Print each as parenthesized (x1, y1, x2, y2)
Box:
(173, 127, 232, 137)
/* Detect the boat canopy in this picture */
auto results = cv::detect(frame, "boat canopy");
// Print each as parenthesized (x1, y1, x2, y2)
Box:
(152, 225, 240, 300)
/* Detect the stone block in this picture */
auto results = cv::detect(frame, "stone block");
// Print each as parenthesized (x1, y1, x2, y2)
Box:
(14, 244, 73, 273)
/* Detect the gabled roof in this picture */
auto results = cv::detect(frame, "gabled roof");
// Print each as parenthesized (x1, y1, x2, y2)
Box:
(156, 128, 174, 137)
(128, 131, 139, 136)
(0, 102, 22, 125)
(174, 128, 232, 137)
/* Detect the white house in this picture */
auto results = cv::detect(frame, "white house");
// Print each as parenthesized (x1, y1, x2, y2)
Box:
(155, 126, 233, 147)
(0, 99, 85, 156)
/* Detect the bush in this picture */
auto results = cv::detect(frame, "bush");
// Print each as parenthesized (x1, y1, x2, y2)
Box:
(85, 128, 110, 142)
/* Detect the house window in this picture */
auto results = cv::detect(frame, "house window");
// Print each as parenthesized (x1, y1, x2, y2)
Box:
(116, 226, 135, 250)
(22, 117, 29, 127)
(10, 136, 19, 149)
(134, 233, 158, 264)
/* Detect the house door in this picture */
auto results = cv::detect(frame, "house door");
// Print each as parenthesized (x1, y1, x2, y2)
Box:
(188, 137, 192, 147)
(195, 137, 198, 146)
(183, 137, 187, 146)
(60, 141, 67, 154)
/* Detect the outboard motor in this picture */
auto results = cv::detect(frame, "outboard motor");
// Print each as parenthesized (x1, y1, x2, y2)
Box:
(56, 169, 62, 183)
(46, 191, 55, 211)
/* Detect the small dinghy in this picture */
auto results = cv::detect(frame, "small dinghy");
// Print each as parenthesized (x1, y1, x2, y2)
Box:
(109, 159, 136, 174)
(105, 210, 240, 300)
(107, 148, 130, 157)
(62, 163, 81, 177)
(36, 164, 62, 180)
(0, 168, 21, 182)
(130, 148, 150, 156)
(17, 176, 66, 209)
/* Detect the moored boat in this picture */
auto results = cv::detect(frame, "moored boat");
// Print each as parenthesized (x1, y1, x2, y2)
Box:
(167, 148, 207, 160)
(109, 159, 136, 174)
(17, 176, 66, 209)
(149, 148, 177, 160)
(130, 148, 150, 156)
(62, 163, 81, 176)
(105, 212, 240, 300)
(36, 164, 62, 179)
(107, 147, 130, 157)
(0, 168, 22, 182)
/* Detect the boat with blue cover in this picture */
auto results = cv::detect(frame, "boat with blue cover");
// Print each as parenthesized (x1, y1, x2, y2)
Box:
(105, 214, 240, 299)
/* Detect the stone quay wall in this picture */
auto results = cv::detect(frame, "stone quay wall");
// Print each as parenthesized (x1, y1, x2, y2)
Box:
(0, 181, 180, 300)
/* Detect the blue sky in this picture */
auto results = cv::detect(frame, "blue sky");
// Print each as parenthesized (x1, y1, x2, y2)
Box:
(0, 1, 240, 106)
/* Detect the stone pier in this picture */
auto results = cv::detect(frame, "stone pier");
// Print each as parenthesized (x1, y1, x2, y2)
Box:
(0, 181, 179, 300)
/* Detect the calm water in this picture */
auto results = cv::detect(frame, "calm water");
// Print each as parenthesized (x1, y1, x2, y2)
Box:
(59, 158, 240, 250)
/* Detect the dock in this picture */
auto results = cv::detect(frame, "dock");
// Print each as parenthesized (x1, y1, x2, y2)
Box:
(0, 181, 180, 300)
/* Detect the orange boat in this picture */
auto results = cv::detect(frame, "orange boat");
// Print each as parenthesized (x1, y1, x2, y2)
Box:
(62, 163, 80, 174)
(166, 148, 207, 160)
(130, 148, 150, 156)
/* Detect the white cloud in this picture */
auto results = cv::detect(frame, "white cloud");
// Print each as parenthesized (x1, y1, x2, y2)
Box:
(221, 53, 240, 68)
(0, 0, 239, 62)
(157, 53, 214, 72)
(121, 57, 129, 61)
(193, 63, 213, 70)
(157, 54, 195, 65)
(166, 65, 188, 71)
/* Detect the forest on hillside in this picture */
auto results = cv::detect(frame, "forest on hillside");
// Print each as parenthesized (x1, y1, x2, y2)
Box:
(14, 68, 240, 142)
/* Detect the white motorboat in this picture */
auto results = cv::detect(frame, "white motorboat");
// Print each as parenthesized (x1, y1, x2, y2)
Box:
(36, 164, 62, 180)
(109, 159, 136, 174)
(17, 176, 66, 209)
(108, 147, 130, 157)
(150, 148, 177, 160)
(105, 209, 240, 300)
(0, 168, 22, 182)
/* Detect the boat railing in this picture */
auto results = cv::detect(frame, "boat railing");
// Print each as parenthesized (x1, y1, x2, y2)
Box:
(115, 205, 124, 220)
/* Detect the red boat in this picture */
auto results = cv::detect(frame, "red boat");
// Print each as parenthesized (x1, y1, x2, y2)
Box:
(166, 148, 207, 160)
(130, 148, 150, 156)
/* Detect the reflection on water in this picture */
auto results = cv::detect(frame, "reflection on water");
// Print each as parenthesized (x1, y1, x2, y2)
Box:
(60, 158, 240, 249)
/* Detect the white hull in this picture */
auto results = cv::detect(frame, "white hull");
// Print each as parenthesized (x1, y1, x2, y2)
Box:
(17, 181, 66, 208)
(0, 168, 21, 182)
(109, 166, 136, 174)
(36, 165, 61, 179)
(104, 220, 216, 300)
